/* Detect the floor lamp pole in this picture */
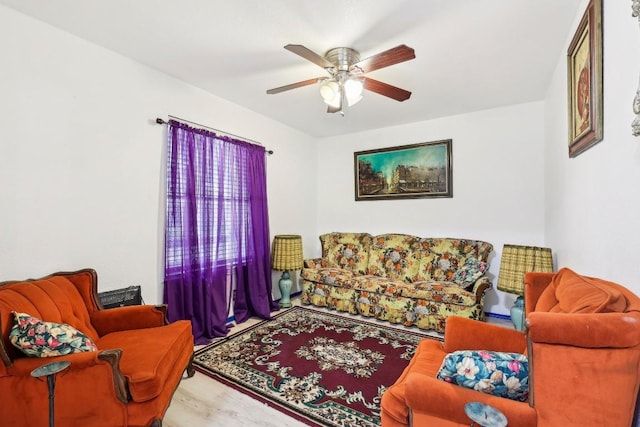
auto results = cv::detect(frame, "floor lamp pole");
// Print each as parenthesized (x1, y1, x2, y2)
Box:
(31, 360, 71, 427)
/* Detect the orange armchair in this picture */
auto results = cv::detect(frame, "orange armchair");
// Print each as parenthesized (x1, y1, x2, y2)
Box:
(381, 268, 640, 427)
(0, 269, 195, 427)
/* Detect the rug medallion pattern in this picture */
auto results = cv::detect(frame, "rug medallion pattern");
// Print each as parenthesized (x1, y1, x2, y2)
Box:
(193, 306, 439, 426)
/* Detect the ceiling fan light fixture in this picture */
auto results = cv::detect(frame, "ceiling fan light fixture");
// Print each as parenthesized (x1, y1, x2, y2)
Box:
(344, 77, 364, 99)
(344, 77, 364, 106)
(321, 76, 363, 109)
(320, 80, 341, 107)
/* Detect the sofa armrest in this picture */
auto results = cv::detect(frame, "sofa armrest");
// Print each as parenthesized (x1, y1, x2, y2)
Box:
(405, 373, 537, 427)
(6, 348, 130, 403)
(6, 350, 100, 376)
(98, 349, 130, 402)
(527, 311, 640, 348)
(91, 304, 168, 336)
(470, 276, 492, 303)
(443, 316, 527, 354)
(524, 272, 554, 315)
(303, 258, 325, 269)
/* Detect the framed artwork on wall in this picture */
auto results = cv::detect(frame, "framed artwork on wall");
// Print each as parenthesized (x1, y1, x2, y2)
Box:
(354, 139, 452, 201)
(567, 0, 603, 158)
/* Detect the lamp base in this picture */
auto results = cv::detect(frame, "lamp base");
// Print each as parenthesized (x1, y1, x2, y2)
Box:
(510, 296, 525, 331)
(278, 271, 293, 308)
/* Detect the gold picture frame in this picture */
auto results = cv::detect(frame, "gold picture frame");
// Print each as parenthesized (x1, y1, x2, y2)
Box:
(567, 0, 603, 157)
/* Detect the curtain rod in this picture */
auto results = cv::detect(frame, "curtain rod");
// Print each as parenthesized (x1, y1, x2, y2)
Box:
(155, 115, 273, 155)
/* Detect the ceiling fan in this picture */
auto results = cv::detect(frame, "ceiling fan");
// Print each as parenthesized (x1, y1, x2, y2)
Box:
(266, 44, 415, 115)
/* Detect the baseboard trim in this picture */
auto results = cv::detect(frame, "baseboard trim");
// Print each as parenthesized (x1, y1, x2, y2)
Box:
(485, 312, 511, 321)
(226, 291, 303, 325)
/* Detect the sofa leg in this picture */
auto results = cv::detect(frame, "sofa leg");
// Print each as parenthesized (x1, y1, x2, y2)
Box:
(185, 354, 195, 378)
(150, 419, 162, 427)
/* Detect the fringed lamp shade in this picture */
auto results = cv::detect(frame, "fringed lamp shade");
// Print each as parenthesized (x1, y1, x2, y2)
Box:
(271, 235, 303, 309)
(271, 235, 304, 271)
(497, 244, 554, 296)
(498, 244, 553, 331)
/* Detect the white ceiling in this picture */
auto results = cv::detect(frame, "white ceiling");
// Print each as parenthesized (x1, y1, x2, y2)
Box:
(1, 0, 583, 137)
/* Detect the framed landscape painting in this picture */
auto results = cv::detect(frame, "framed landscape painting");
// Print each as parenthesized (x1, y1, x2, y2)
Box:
(354, 139, 452, 201)
(567, 0, 603, 158)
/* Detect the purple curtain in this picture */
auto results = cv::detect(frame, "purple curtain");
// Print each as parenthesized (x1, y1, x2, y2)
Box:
(163, 120, 278, 344)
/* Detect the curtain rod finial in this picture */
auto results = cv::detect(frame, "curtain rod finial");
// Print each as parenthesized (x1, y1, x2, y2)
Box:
(156, 118, 166, 125)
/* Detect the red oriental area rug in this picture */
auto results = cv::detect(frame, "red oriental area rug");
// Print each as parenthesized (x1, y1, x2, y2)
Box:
(192, 306, 441, 426)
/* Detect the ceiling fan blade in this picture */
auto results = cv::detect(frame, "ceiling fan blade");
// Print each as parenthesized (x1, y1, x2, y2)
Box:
(284, 44, 335, 70)
(350, 44, 415, 74)
(363, 78, 412, 102)
(266, 77, 327, 95)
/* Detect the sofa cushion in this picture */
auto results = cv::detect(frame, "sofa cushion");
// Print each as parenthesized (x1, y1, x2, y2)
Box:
(402, 281, 479, 306)
(301, 268, 355, 286)
(536, 268, 628, 313)
(9, 312, 97, 357)
(413, 239, 493, 283)
(325, 244, 369, 273)
(418, 238, 493, 261)
(95, 319, 193, 402)
(413, 252, 437, 281)
(350, 275, 399, 294)
(436, 350, 529, 402)
(367, 234, 421, 281)
(321, 233, 372, 274)
(430, 254, 460, 282)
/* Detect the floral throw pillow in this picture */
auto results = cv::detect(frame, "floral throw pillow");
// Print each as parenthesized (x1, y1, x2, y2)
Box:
(9, 312, 98, 357)
(436, 350, 529, 402)
(452, 258, 489, 286)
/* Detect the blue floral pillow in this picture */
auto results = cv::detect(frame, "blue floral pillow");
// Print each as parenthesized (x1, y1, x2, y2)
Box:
(9, 312, 98, 357)
(452, 258, 488, 286)
(436, 350, 529, 402)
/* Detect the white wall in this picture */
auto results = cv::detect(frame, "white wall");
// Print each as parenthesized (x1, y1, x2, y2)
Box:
(6, 1, 638, 316)
(0, 6, 317, 304)
(545, 0, 640, 295)
(315, 102, 548, 315)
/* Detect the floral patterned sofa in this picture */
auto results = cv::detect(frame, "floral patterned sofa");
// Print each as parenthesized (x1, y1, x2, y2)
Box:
(301, 232, 494, 333)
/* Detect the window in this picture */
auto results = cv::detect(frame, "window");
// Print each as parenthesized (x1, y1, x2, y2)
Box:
(165, 126, 252, 276)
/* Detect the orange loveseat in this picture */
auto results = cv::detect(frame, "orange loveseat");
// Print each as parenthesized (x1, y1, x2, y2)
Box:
(0, 269, 195, 427)
(381, 268, 640, 427)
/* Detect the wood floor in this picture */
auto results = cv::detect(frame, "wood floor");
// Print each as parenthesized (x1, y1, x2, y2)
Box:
(163, 304, 309, 427)
(163, 369, 307, 427)
(162, 299, 512, 426)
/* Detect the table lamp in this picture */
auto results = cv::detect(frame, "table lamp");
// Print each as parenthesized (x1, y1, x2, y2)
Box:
(271, 235, 303, 308)
(497, 244, 553, 331)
